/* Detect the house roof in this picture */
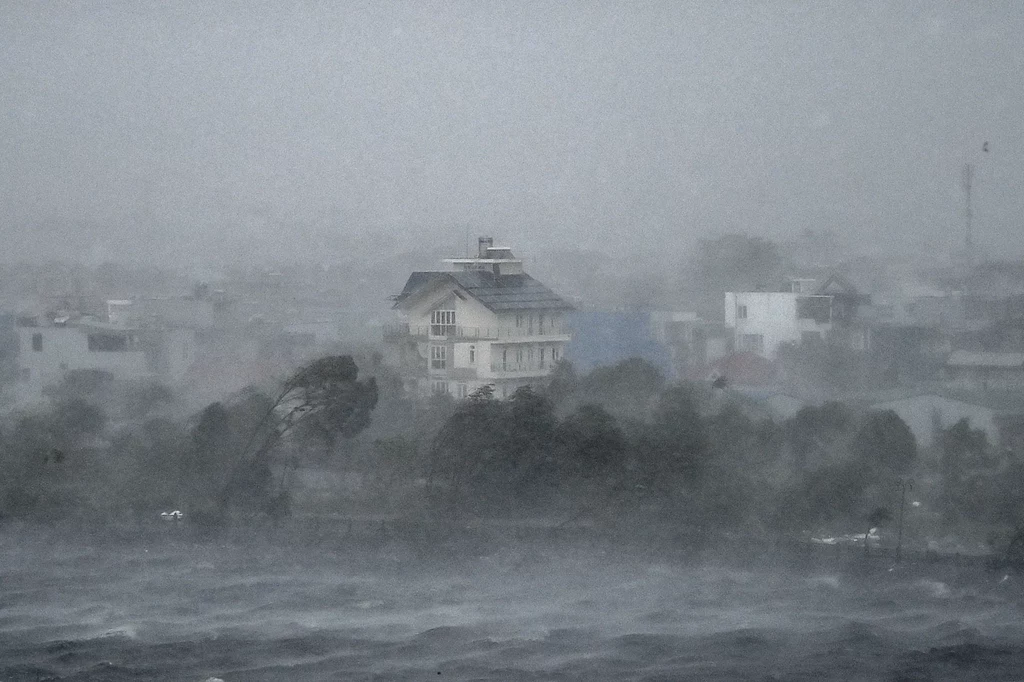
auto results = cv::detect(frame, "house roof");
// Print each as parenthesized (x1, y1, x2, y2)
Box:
(947, 350, 1024, 368)
(393, 271, 575, 313)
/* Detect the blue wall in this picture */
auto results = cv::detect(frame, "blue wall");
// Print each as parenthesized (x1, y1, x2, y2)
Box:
(565, 311, 671, 374)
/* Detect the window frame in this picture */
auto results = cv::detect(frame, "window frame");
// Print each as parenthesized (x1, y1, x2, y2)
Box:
(430, 344, 447, 370)
(430, 308, 456, 336)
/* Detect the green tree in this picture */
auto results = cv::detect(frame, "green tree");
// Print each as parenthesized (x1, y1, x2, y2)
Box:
(216, 355, 379, 518)
(0, 398, 108, 518)
(427, 385, 508, 513)
(774, 459, 873, 531)
(852, 410, 917, 475)
(554, 403, 625, 479)
(939, 418, 992, 524)
(579, 357, 665, 420)
(122, 380, 177, 420)
(786, 401, 853, 472)
(544, 359, 578, 406)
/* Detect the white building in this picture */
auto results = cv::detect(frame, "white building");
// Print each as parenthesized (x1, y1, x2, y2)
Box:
(724, 291, 832, 359)
(385, 237, 574, 398)
(12, 316, 197, 408)
(724, 275, 867, 359)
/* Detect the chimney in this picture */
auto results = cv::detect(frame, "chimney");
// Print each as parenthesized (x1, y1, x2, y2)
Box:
(478, 237, 493, 259)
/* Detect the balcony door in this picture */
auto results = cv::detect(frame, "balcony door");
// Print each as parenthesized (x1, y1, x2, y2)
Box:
(431, 307, 456, 337)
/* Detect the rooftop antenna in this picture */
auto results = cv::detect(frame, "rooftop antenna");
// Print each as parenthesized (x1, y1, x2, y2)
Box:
(962, 162, 974, 255)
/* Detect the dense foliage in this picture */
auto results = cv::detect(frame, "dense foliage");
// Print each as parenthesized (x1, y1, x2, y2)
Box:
(2, 354, 1022, 553)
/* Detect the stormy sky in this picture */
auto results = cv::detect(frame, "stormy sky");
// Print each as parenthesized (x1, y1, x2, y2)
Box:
(2, 1, 1023, 265)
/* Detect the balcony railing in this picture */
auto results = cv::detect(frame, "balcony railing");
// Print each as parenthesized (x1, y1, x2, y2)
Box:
(383, 323, 570, 341)
(489, 362, 552, 374)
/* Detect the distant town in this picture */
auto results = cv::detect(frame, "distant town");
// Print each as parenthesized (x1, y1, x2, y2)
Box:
(4, 230, 1024, 558)
(6, 231, 1024, 450)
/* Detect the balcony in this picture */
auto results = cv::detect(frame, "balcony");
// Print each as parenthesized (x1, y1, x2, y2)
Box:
(489, 361, 552, 377)
(383, 323, 570, 342)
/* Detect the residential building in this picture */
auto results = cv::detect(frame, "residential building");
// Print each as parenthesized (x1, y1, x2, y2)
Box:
(649, 311, 731, 381)
(14, 316, 156, 406)
(384, 237, 574, 398)
(946, 351, 1024, 391)
(724, 275, 868, 359)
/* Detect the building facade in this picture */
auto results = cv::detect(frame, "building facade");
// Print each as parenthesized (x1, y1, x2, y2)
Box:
(724, 275, 868, 360)
(385, 237, 574, 398)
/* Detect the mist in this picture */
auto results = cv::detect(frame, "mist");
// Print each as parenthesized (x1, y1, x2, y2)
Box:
(4, 2, 1024, 680)
(3, 1, 1024, 265)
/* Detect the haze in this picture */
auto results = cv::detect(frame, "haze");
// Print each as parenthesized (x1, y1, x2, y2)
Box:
(2, 1, 1023, 266)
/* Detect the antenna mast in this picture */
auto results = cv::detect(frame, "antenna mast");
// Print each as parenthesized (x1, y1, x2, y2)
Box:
(962, 163, 974, 255)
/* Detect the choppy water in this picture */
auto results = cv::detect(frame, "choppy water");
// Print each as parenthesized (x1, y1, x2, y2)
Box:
(2, 525, 1024, 681)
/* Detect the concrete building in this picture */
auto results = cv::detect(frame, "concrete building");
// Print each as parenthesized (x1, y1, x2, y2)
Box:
(9, 303, 201, 408)
(724, 275, 868, 360)
(385, 237, 574, 398)
(15, 318, 152, 406)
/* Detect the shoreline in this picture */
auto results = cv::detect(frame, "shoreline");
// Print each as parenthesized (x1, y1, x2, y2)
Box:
(0, 514, 1005, 579)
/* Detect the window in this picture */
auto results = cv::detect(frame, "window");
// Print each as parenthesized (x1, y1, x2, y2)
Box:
(528, 315, 534, 334)
(502, 348, 508, 369)
(540, 347, 546, 368)
(431, 380, 449, 395)
(516, 314, 524, 328)
(552, 346, 560, 362)
(88, 334, 128, 352)
(739, 333, 764, 354)
(737, 305, 748, 320)
(797, 296, 832, 323)
(430, 345, 447, 370)
(468, 345, 476, 364)
(538, 314, 545, 334)
(430, 309, 456, 336)
(516, 347, 524, 363)
(31, 333, 42, 352)
(457, 383, 468, 399)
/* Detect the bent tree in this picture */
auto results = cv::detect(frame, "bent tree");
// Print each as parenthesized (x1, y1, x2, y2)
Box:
(217, 355, 378, 517)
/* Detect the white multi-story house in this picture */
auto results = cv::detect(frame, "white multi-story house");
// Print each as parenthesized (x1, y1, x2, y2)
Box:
(385, 237, 574, 398)
(12, 314, 197, 408)
(724, 275, 868, 360)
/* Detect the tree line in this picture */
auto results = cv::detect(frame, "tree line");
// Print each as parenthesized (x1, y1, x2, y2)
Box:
(2, 355, 1023, 552)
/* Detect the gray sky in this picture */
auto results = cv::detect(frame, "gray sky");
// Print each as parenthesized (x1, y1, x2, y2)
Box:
(2, 1, 1023, 265)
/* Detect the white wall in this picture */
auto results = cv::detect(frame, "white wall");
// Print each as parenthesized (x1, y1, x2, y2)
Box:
(726, 292, 799, 358)
(406, 289, 497, 332)
(725, 292, 834, 359)
(15, 327, 152, 406)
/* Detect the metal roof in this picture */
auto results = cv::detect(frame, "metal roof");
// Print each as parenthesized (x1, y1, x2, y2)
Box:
(947, 350, 1024, 368)
(393, 271, 574, 313)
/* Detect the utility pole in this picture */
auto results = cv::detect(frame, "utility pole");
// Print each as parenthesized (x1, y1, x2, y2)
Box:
(896, 478, 913, 564)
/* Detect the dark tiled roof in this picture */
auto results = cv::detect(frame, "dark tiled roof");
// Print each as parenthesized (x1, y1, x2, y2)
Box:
(393, 271, 574, 313)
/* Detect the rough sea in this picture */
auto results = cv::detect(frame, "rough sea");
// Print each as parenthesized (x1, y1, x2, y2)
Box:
(2, 523, 1023, 681)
